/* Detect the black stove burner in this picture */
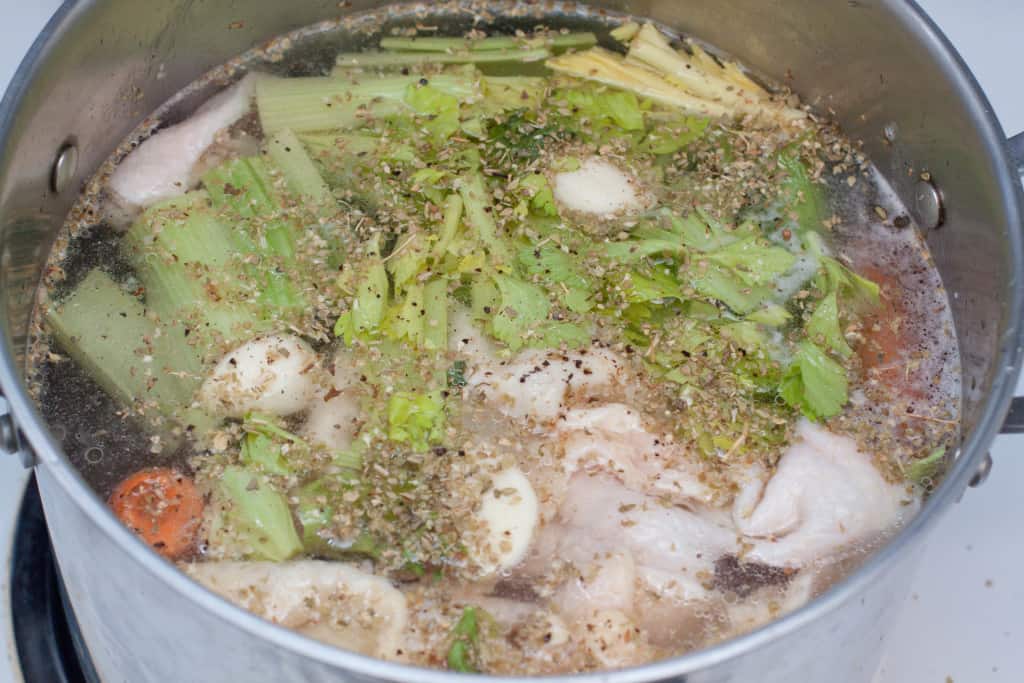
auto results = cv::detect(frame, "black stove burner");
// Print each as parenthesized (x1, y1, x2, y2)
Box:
(10, 476, 101, 683)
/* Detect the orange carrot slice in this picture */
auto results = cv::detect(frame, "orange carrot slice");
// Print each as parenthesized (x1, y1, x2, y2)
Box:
(109, 468, 203, 559)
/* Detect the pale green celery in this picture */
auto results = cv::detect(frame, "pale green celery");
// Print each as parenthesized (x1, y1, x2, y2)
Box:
(456, 172, 512, 265)
(433, 194, 464, 258)
(202, 157, 297, 261)
(297, 131, 379, 157)
(353, 261, 390, 333)
(256, 73, 478, 134)
(470, 277, 500, 321)
(690, 265, 772, 315)
(265, 128, 331, 202)
(747, 303, 791, 327)
(124, 191, 246, 264)
(295, 480, 334, 549)
(379, 32, 596, 53)
(422, 278, 448, 350)
(610, 22, 640, 43)
(240, 432, 291, 476)
(491, 274, 551, 350)
(383, 283, 426, 345)
(123, 192, 267, 353)
(906, 446, 946, 485)
(220, 466, 302, 562)
(805, 291, 853, 359)
(335, 48, 550, 68)
(387, 390, 445, 452)
(45, 270, 203, 420)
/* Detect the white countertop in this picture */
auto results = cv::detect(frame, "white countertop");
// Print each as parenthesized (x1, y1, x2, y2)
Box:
(1, 1, 1022, 681)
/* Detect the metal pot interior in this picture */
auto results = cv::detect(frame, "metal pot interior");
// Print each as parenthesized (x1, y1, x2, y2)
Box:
(0, 0, 1021, 680)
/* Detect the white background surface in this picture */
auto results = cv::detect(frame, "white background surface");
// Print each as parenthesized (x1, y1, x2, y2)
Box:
(0, 1, 1021, 682)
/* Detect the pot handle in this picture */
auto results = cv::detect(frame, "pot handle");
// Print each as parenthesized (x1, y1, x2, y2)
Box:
(1009, 131, 1024, 178)
(0, 394, 32, 467)
(1002, 131, 1024, 435)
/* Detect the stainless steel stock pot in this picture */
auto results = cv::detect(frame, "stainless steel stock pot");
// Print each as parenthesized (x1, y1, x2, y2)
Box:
(1, 1, 1022, 682)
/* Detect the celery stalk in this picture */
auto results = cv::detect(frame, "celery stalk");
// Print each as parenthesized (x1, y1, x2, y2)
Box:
(202, 157, 297, 261)
(123, 191, 272, 354)
(255, 73, 478, 134)
(379, 32, 596, 53)
(433, 193, 463, 258)
(45, 270, 201, 416)
(456, 172, 512, 265)
(264, 128, 331, 203)
(220, 466, 302, 562)
(335, 48, 550, 69)
(422, 278, 448, 350)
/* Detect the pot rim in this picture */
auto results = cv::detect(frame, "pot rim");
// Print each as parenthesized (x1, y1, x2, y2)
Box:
(2, 1, 1021, 681)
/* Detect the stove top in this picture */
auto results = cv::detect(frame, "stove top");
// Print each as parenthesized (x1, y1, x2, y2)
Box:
(9, 479, 99, 683)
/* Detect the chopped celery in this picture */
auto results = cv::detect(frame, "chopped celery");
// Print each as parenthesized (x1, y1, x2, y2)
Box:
(219, 466, 303, 562)
(335, 48, 550, 68)
(384, 282, 426, 345)
(264, 128, 332, 202)
(446, 606, 483, 673)
(255, 73, 478, 134)
(777, 149, 827, 234)
(240, 432, 291, 476)
(747, 303, 792, 327)
(202, 157, 297, 261)
(690, 265, 772, 315)
(705, 236, 797, 286)
(433, 194, 464, 258)
(456, 172, 512, 265)
(295, 479, 334, 549)
(422, 278, 449, 350)
(779, 341, 849, 420)
(405, 82, 461, 141)
(353, 261, 390, 334)
(517, 243, 592, 313)
(45, 269, 202, 417)
(907, 446, 947, 485)
(491, 273, 552, 349)
(387, 390, 445, 452)
(806, 291, 853, 359)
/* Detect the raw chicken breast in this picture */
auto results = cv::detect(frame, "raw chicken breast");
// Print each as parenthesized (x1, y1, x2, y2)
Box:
(183, 560, 407, 659)
(536, 474, 737, 605)
(558, 403, 718, 505)
(109, 74, 255, 210)
(467, 346, 628, 424)
(733, 419, 916, 568)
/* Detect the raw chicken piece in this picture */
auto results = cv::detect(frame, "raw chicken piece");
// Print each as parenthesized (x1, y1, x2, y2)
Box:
(577, 609, 654, 669)
(304, 350, 362, 452)
(535, 474, 737, 607)
(109, 74, 255, 211)
(552, 551, 637, 622)
(467, 346, 628, 424)
(183, 560, 408, 659)
(552, 157, 648, 217)
(733, 419, 916, 568)
(558, 403, 718, 505)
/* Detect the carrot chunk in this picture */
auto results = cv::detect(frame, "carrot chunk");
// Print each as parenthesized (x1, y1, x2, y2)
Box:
(109, 468, 203, 559)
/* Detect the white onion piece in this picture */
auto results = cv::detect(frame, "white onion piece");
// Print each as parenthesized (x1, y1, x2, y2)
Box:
(200, 333, 319, 418)
(109, 74, 255, 211)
